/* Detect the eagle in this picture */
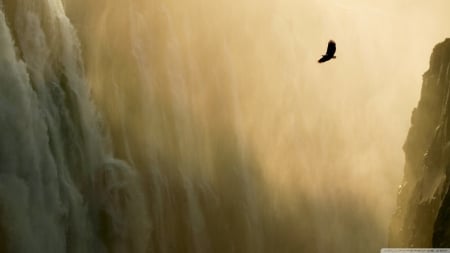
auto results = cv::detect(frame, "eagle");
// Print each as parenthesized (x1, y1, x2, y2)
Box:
(318, 40, 336, 63)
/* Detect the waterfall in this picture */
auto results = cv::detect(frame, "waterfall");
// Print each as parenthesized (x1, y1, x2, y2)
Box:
(0, 1, 148, 252)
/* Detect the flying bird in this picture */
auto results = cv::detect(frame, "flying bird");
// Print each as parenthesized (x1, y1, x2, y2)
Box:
(318, 40, 336, 63)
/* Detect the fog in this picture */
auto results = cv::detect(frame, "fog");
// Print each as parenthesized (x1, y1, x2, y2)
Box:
(63, 0, 450, 251)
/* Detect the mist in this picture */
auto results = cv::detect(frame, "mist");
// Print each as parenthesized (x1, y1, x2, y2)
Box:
(1, 0, 450, 252)
(66, 0, 450, 251)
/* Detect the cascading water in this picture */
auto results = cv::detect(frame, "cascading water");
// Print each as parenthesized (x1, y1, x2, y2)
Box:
(0, 1, 147, 252)
(0, 1, 268, 252)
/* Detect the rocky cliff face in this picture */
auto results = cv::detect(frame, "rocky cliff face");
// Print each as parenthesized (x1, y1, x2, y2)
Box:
(389, 38, 450, 247)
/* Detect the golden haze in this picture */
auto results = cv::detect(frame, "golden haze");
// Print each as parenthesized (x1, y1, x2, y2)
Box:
(65, 0, 450, 251)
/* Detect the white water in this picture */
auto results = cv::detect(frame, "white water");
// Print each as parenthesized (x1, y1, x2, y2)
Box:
(0, 1, 147, 252)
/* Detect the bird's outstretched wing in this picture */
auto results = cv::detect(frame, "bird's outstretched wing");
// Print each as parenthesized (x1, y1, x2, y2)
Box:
(318, 55, 332, 63)
(326, 40, 336, 56)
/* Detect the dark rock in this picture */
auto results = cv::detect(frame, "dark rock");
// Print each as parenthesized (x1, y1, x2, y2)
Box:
(389, 38, 450, 247)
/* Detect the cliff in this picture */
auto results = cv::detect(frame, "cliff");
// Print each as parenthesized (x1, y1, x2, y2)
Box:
(389, 38, 450, 247)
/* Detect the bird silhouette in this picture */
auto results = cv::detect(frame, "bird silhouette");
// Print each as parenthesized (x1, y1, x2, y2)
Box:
(318, 40, 336, 63)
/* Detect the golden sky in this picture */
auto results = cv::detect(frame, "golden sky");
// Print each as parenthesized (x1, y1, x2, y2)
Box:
(67, 0, 450, 250)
